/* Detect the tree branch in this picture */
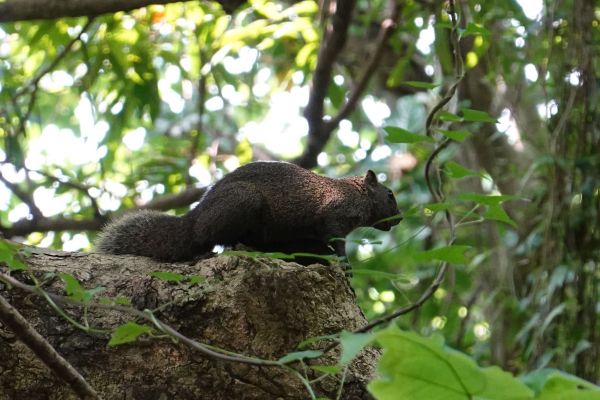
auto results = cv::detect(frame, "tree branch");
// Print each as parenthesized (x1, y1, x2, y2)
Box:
(295, 0, 356, 168)
(296, 0, 400, 169)
(0, 171, 43, 220)
(0, 0, 244, 22)
(0, 293, 100, 399)
(325, 0, 401, 131)
(14, 18, 96, 98)
(0, 186, 206, 238)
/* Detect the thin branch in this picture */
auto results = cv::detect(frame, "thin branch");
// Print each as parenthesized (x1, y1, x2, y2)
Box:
(296, 0, 401, 168)
(186, 70, 208, 186)
(325, 0, 401, 131)
(295, 0, 356, 168)
(0, 186, 206, 238)
(12, 164, 102, 218)
(0, 293, 100, 399)
(0, 171, 43, 219)
(0, 0, 244, 22)
(15, 18, 96, 99)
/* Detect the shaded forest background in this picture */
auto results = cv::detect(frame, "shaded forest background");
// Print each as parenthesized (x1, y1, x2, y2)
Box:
(0, 0, 598, 387)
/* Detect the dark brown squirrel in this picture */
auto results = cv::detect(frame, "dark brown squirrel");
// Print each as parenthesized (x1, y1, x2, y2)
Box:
(95, 161, 401, 261)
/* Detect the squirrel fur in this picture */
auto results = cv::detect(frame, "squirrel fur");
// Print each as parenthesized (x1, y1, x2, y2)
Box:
(95, 161, 401, 261)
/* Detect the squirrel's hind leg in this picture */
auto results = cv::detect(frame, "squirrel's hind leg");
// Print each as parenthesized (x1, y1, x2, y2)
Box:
(189, 182, 263, 250)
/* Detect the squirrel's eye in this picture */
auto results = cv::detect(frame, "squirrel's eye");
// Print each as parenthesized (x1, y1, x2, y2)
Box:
(387, 191, 394, 199)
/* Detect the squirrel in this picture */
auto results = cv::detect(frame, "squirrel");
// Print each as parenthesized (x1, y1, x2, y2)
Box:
(95, 161, 401, 262)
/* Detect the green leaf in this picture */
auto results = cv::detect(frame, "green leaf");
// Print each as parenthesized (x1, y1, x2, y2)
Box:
(0, 240, 28, 270)
(460, 108, 497, 123)
(58, 273, 104, 303)
(99, 296, 131, 306)
(423, 202, 453, 213)
(150, 271, 185, 283)
(415, 245, 470, 264)
(484, 204, 517, 228)
(188, 275, 206, 285)
(445, 161, 483, 179)
(403, 81, 440, 89)
(278, 350, 323, 364)
(339, 331, 374, 366)
(435, 129, 472, 142)
(350, 269, 409, 280)
(438, 111, 462, 122)
(460, 22, 491, 38)
(456, 193, 518, 206)
(384, 127, 434, 144)
(310, 365, 341, 374)
(108, 322, 153, 346)
(369, 327, 534, 400)
(297, 334, 339, 349)
(522, 369, 600, 399)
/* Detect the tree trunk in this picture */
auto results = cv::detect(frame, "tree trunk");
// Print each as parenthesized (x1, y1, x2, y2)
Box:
(0, 251, 378, 399)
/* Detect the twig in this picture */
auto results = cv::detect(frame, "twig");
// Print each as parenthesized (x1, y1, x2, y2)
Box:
(325, 0, 401, 131)
(295, 0, 356, 168)
(297, 0, 403, 169)
(14, 18, 96, 99)
(11, 164, 103, 218)
(0, 170, 43, 219)
(0, 293, 100, 399)
(0, 186, 206, 238)
(186, 55, 208, 186)
(8, 18, 96, 141)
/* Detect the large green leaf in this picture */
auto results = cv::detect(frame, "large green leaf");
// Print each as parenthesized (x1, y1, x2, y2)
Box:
(384, 127, 435, 144)
(339, 331, 375, 366)
(414, 245, 471, 264)
(369, 327, 534, 400)
(108, 322, 153, 346)
(523, 369, 600, 400)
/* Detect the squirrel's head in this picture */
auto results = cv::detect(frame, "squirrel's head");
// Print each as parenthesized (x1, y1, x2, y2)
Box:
(363, 170, 402, 231)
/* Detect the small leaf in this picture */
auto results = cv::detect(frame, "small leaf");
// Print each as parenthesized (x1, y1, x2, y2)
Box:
(384, 127, 434, 144)
(403, 81, 440, 89)
(415, 245, 470, 264)
(484, 204, 517, 227)
(456, 192, 518, 206)
(278, 350, 323, 364)
(422, 202, 453, 212)
(461, 108, 497, 123)
(350, 269, 409, 280)
(109, 322, 153, 346)
(435, 128, 472, 142)
(522, 369, 600, 398)
(310, 365, 341, 374)
(445, 161, 482, 179)
(339, 331, 374, 366)
(188, 275, 206, 285)
(461, 22, 491, 37)
(0, 240, 28, 270)
(297, 334, 339, 349)
(58, 273, 101, 303)
(150, 271, 185, 283)
(438, 111, 462, 122)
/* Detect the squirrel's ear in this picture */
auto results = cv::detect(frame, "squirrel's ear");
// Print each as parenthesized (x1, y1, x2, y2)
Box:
(364, 170, 378, 187)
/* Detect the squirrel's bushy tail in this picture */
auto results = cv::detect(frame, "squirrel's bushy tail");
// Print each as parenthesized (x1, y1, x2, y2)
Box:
(95, 210, 195, 261)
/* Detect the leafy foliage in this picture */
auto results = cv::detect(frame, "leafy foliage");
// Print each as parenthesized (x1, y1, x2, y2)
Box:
(108, 321, 154, 346)
(0, 0, 598, 391)
(368, 327, 600, 400)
